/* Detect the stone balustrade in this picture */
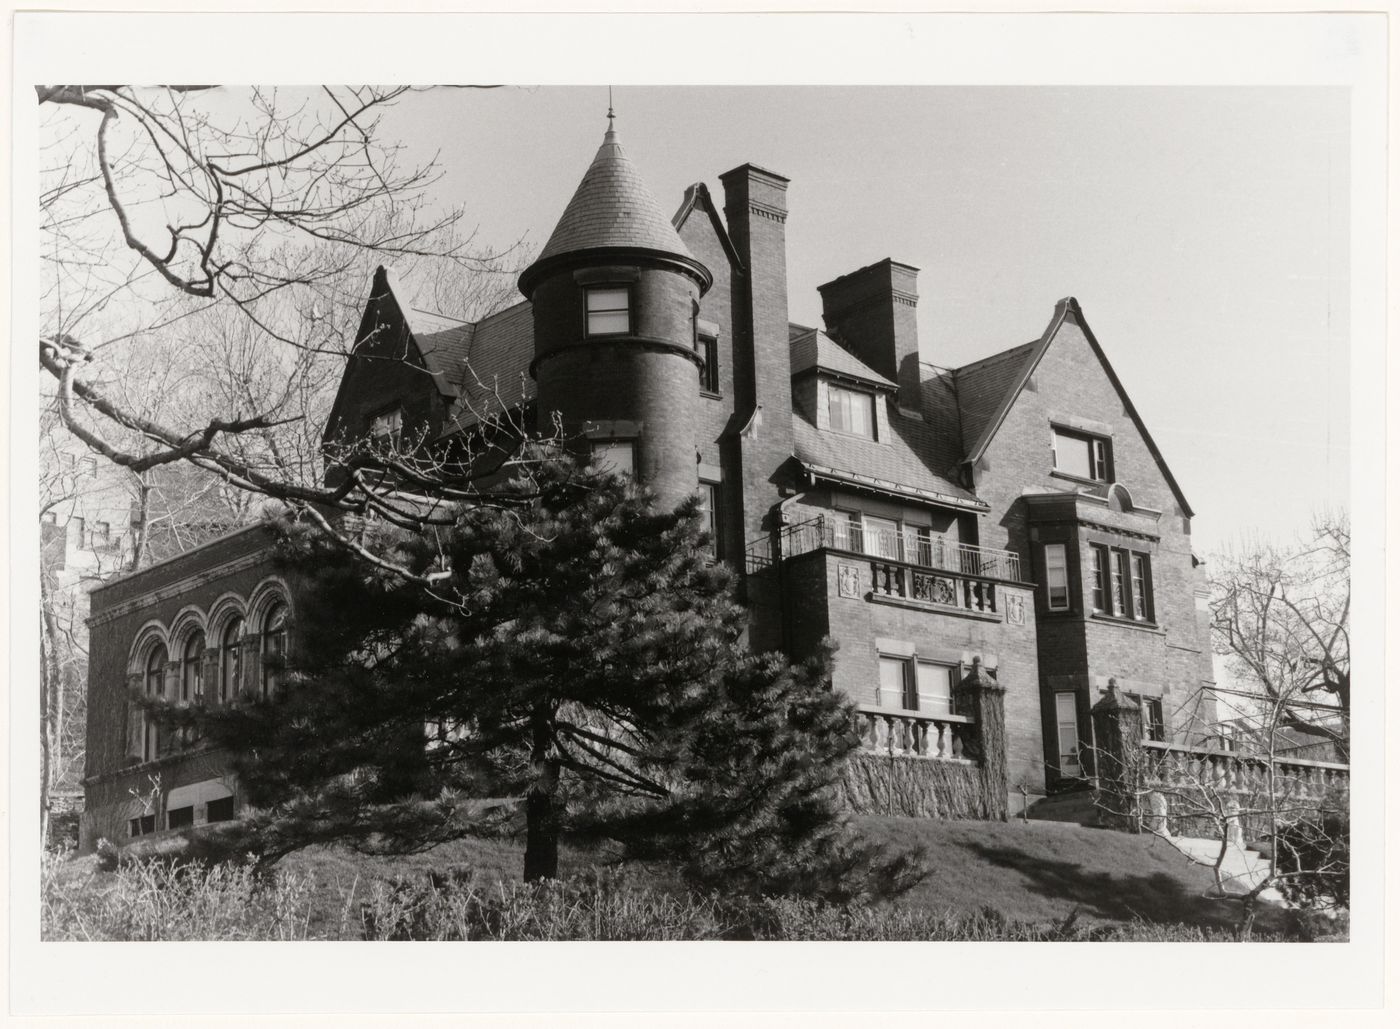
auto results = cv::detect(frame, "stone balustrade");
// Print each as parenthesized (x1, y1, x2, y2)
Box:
(854, 704, 975, 762)
(1142, 741, 1350, 803)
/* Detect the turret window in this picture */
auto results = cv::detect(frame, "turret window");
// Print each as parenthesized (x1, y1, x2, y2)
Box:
(590, 439, 636, 477)
(584, 287, 631, 336)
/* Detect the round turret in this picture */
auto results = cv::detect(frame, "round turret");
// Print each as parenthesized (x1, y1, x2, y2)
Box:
(520, 116, 712, 509)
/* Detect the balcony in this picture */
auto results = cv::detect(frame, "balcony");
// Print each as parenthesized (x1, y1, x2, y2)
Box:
(746, 516, 1025, 617)
(854, 705, 975, 761)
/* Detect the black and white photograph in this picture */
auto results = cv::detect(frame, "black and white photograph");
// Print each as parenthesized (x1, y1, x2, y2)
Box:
(8, 7, 1390, 1025)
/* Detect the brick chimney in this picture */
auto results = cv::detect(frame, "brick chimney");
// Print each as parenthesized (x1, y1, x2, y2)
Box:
(817, 259, 921, 408)
(719, 164, 795, 540)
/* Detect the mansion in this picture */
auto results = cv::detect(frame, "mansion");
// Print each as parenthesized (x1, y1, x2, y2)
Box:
(81, 116, 1220, 848)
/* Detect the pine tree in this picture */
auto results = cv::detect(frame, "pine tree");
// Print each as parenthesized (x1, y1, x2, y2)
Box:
(169, 457, 918, 897)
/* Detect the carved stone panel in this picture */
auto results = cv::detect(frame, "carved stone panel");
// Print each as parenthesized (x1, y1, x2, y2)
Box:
(1005, 592, 1026, 626)
(838, 562, 863, 599)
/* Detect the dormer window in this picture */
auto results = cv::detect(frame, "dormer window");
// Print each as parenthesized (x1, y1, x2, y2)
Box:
(1052, 427, 1110, 483)
(369, 405, 403, 445)
(828, 384, 876, 439)
(584, 286, 631, 337)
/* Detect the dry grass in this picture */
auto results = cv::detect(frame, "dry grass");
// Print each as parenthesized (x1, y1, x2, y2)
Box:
(43, 817, 1307, 940)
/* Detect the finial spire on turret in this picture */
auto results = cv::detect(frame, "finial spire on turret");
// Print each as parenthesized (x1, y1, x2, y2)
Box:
(605, 86, 616, 141)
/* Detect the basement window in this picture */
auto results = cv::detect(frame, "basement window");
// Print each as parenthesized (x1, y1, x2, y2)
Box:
(206, 796, 236, 823)
(166, 806, 195, 830)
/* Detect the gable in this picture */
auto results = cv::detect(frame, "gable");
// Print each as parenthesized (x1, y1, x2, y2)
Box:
(322, 267, 456, 449)
(973, 299, 1193, 518)
(672, 182, 742, 273)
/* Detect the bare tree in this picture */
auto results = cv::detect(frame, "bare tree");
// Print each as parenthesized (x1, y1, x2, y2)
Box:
(38, 84, 533, 534)
(1087, 647, 1349, 939)
(1210, 512, 1350, 760)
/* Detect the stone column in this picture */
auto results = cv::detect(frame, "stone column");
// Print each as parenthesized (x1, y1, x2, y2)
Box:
(955, 657, 1008, 821)
(1090, 679, 1145, 831)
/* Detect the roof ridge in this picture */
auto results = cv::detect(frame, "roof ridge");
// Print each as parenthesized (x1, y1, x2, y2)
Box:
(953, 339, 1039, 377)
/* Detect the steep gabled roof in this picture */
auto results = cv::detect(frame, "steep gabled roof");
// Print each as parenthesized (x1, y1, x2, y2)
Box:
(949, 340, 1039, 456)
(959, 298, 1194, 518)
(789, 328, 897, 390)
(672, 181, 743, 270)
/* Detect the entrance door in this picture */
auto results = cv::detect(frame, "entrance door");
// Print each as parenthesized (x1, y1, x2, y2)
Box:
(1055, 692, 1082, 777)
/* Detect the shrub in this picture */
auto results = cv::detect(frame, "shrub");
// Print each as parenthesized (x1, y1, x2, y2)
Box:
(1270, 812, 1349, 910)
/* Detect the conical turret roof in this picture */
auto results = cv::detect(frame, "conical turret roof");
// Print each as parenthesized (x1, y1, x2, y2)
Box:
(535, 119, 696, 264)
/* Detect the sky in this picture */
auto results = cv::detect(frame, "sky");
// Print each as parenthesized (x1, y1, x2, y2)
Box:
(375, 85, 1350, 556)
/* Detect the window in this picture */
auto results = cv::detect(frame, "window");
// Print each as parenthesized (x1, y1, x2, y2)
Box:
(1089, 544, 1153, 622)
(1111, 690, 1166, 743)
(1131, 553, 1149, 620)
(828, 384, 876, 439)
(584, 286, 630, 336)
(42, 510, 57, 525)
(369, 405, 403, 445)
(143, 644, 167, 761)
(698, 331, 719, 394)
(697, 483, 721, 558)
(205, 796, 235, 823)
(862, 515, 901, 560)
(1044, 543, 1070, 610)
(79, 456, 97, 478)
(261, 602, 288, 697)
(878, 656, 958, 714)
(915, 662, 956, 716)
(94, 521, 111, 546)
(69, 516, 85, 548)
(1055, 693, 1082, 777)
(220, 618, 244, 703)
(1052, 428, 1110, 482)
(128, 814, 156, 838)
(181, 632, 204, 704)
(166, 806, 194, 830)
(590, 440, 635, 478)
(877, 657, 915, 710)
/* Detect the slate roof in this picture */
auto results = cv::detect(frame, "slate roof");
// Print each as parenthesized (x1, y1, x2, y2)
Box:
(441, 300, 537, 434)
(537, 123, 695, 263)
(947, 341, 1039, 456)
(789, 328, 897, 389)
(791, 410, 982, 510)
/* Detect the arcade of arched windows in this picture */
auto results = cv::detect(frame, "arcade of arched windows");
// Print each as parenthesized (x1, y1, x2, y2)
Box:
(123, 578, 292, 766)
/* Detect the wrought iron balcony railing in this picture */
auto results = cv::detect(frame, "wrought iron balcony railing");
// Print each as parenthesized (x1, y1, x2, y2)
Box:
(746, 516, 1024, 583)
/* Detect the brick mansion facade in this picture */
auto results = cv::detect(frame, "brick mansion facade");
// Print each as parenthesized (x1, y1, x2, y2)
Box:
(81, 116, 1222, 848)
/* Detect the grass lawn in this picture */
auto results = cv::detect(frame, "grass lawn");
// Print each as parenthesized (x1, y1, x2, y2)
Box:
(266, 815, 1278, 938)
(855, 816, 1286, 934)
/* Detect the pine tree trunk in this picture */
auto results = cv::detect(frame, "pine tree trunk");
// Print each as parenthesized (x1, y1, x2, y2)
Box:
(523, 711, 561, 882)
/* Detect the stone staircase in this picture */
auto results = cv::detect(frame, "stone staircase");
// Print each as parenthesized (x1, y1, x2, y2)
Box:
(1026, 788, 1281, 901)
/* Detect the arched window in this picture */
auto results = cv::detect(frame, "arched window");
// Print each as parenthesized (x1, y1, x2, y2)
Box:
(261, 602, 287, 697)
(143, 644, 167, 761)
(182, 632, 204, 704)
(221, 618, 244, 703)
